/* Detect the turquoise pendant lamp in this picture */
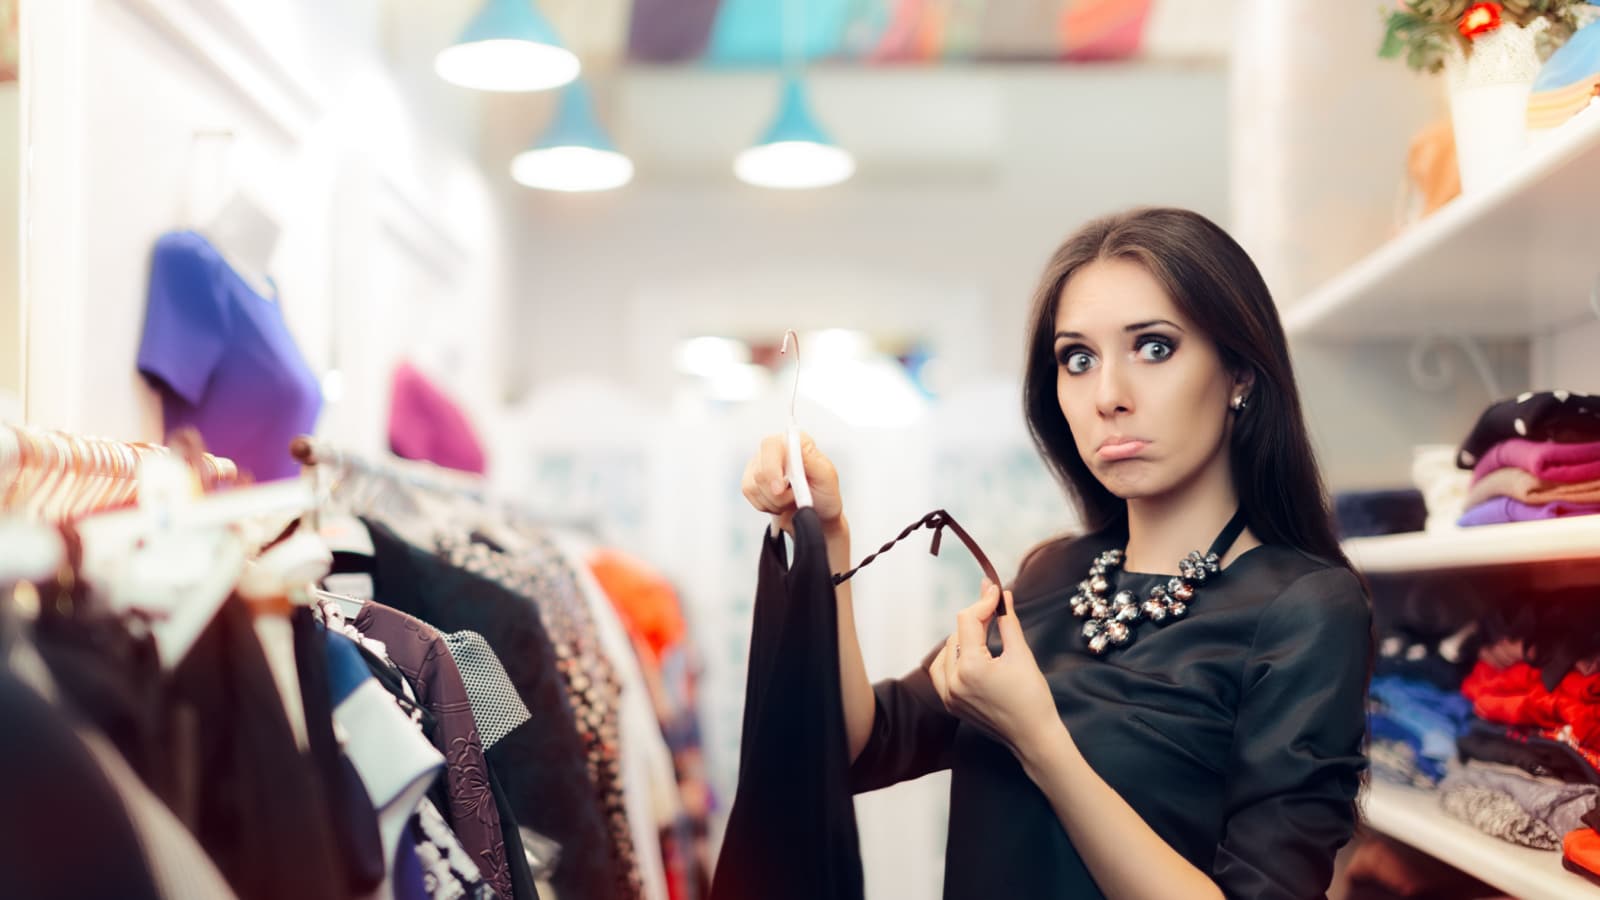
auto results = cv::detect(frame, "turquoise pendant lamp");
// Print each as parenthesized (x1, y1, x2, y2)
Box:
(435, 0, 580, 92)
(734, 76, 854, 188)
(511, 80, 634, 192)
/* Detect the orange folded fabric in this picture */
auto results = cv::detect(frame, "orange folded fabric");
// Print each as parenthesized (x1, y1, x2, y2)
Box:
(1465, 467, 1600, 507)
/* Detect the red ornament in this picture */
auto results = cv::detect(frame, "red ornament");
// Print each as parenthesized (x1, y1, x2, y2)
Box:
(1459, 2, 1504, 39)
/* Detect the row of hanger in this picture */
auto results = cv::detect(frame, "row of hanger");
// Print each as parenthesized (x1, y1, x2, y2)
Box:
(0, 424, 495, 672)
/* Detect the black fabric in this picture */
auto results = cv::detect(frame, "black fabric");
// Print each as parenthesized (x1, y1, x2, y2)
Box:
(489, 761, 542, 900)
(710, 507, 863, 900)
(30, 605, 174, 806)
(0, 665, 162, 900)
(851, 531, 1371, 900)
(1367, 573, 1485, 691)
(295, 609, 385, 894)
(1456, 718, 1600, 785)
(1334, 489, 1427, 538)
(361, 518, 622, 900)
(1458, 390, 1600, 466)
(169, 596, 344, 900)
(1583, 801, 1600, 832)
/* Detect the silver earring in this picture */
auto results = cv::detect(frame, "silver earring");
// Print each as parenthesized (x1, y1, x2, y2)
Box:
(1231, 395, 1247, 411)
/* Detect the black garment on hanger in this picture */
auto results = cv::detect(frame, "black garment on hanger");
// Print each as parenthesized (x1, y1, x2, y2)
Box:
(710, 506, 864, 900)
(169, 595, 344, 900)
(294, 609, 385, 894)
(0, 666, 162, 900)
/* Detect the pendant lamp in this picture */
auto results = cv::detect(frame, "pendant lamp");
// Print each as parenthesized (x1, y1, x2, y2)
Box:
(735, 76, 854, 189)
(435, 0, 580, 93)
(511, 81, 634, 192)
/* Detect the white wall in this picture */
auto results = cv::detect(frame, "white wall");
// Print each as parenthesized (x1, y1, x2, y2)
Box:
(1230, 0, 1533, 490)
(500, 65, 1232, 403)
(20, 0, 512, 466)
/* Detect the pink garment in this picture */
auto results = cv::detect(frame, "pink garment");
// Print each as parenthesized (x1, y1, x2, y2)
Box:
(387, 361, 487, 474)
(1471, 439, 1600, 485)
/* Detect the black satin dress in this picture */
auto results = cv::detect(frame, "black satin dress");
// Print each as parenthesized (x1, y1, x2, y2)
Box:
(849, 530, 1372, 900)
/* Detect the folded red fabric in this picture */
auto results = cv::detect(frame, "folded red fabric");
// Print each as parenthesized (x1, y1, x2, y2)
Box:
(1463, 661, 1558, 727)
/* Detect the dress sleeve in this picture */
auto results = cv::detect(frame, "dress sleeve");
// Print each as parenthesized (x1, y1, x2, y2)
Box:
(1213, 566, 1371, 900)
(137, 235, 231, 407)
(849, 640, 959, 793)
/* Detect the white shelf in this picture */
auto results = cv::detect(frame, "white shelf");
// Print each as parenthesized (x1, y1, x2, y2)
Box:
(1363, 782, 1597, 899)
(1343, 517, 1600, 573)
(1284, 108, 1600, 341)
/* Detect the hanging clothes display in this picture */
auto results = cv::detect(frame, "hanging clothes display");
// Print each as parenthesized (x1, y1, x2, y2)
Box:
(0, 427, 705, 900)
(136, 231, 321, 482)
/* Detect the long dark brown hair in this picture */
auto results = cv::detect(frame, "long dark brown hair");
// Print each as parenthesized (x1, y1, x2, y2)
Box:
(1022, 207, 1350, 569)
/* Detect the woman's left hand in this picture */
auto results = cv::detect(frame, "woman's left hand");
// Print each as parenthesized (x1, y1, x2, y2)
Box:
(929, 582, 1064, 761)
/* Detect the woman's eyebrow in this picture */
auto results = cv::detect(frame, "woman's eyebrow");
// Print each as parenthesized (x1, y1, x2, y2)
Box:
(1054, 319, 1185, 340)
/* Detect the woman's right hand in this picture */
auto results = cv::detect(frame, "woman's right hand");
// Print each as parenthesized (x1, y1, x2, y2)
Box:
(740, 431, 845, 531)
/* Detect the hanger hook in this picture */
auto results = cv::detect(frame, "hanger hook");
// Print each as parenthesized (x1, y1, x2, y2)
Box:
(781, 329, 801, 421)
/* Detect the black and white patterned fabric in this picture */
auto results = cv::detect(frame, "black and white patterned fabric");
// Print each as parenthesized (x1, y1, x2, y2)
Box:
(443, 630, 531, 751)
(1459, 390, 1600, 468)
(435, 531, 643, 900)
(415, 798, 498, 900)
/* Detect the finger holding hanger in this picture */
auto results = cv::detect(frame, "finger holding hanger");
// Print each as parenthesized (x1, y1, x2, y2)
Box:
(741, 430, 843, 530)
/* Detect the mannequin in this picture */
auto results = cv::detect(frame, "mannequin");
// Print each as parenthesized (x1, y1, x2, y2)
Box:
(201, 187, 281, 300)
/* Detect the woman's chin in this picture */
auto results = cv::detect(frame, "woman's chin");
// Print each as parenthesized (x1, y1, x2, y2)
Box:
(1095, 464, 1167, 500)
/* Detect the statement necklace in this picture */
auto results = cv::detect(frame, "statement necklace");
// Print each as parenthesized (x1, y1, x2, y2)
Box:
(1072, 508, 1248, 656)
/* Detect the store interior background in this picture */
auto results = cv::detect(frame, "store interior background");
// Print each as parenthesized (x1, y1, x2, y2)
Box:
(0, 0, 1590, 895)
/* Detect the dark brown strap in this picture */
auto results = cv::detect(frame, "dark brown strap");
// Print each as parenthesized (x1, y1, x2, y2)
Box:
(831, 509, 1008, 615)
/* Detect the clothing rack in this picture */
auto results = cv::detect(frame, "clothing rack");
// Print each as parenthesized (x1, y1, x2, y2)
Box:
(290, 435, 486, 502)
(0, 422, 240, 521)
(289, 436, 605, 539)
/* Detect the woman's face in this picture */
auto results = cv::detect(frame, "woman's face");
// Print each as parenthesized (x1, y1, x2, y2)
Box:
(1052, 257, 1244, 502)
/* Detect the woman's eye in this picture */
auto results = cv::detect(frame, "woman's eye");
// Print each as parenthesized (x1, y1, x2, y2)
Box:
(1136, 337, 1175, 362)
(1060, 349, 1096, 374)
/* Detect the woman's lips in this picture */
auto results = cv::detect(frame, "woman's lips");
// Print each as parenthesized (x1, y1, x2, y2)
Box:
(1097, 440, 1149, 461)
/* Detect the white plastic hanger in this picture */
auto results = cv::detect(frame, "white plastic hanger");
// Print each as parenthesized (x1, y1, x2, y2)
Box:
(770, 331, 812, 539)
(78, 455, 314, 670)
(781, 330, 813, 510)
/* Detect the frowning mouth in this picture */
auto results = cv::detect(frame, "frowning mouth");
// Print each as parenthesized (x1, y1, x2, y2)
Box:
(1096, 438, 1149, 462)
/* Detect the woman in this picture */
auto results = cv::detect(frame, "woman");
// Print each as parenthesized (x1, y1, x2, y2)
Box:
(741, 208, 1370, 899)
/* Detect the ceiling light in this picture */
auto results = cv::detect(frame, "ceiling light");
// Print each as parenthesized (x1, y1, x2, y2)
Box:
(435, 0, 580, 93)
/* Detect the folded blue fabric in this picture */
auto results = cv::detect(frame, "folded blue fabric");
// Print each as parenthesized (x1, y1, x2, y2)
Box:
(1368, 676, 1474, 783)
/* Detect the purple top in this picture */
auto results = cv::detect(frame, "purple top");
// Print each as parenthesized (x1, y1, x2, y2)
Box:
(137, 231, 321, 482)
(1458, 496, 1600, 527)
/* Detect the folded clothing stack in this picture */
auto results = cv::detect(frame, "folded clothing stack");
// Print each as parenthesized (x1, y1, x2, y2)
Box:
(1462, 661, 1600, 754)
(1368, 676, 1473, 787)
(1456, 391, 1600, 527)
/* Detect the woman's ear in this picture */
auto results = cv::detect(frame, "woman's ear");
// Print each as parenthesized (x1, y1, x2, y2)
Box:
(1230, 370, 1257, 411)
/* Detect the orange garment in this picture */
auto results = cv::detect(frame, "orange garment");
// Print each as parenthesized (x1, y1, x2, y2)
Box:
(1564, 827, 1600, 882)
(1407, 118, 1460, 218)
(1467, 467, 1600, 508)
(588, 549, 687, 668)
